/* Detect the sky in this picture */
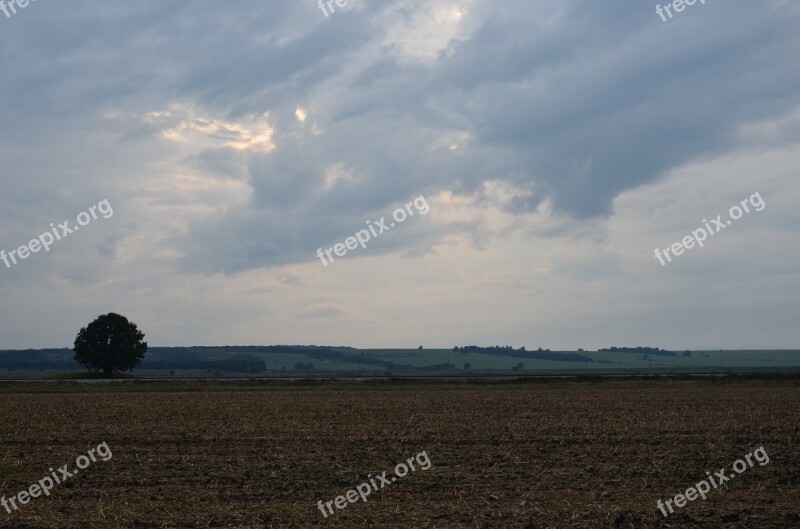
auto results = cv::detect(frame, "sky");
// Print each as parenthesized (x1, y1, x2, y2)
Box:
(0, 0, 799, 350)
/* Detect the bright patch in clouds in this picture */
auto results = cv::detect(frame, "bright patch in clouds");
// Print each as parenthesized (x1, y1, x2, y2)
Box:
(323, 162, 358, 190)
(143, 107, 275, 153)
(380, 0, 473, 62)
(433, 131, 472, 152)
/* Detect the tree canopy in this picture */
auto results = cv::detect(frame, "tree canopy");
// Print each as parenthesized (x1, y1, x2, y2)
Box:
(73, 313, 148, 376)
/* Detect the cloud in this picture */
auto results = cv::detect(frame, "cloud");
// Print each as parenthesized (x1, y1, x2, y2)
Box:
(0, 0, 798, 349)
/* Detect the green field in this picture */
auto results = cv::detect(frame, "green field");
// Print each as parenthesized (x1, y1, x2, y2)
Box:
(251, 348, 800, 373)
(368, 349, 800, 370)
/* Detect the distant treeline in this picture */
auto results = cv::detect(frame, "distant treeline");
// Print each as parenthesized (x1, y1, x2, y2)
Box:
(598, 347, 677, 357)
(454, 346, 591, 363)
(145, 345, 380, 369)
(153, 345, 356, 352)
(0, 349, 76, 369)
(0, 345, 361, 373)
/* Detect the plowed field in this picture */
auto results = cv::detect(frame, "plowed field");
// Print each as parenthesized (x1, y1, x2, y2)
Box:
(1, 378, 798, 528)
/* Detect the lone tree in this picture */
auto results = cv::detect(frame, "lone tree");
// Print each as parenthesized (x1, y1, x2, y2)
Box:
(73, 313, 148, 377)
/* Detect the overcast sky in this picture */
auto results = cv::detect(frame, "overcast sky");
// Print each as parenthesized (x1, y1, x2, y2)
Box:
(1, 0, 799, 350)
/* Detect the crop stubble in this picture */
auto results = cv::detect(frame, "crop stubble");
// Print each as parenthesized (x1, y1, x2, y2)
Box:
(0, 379, 798, 528)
